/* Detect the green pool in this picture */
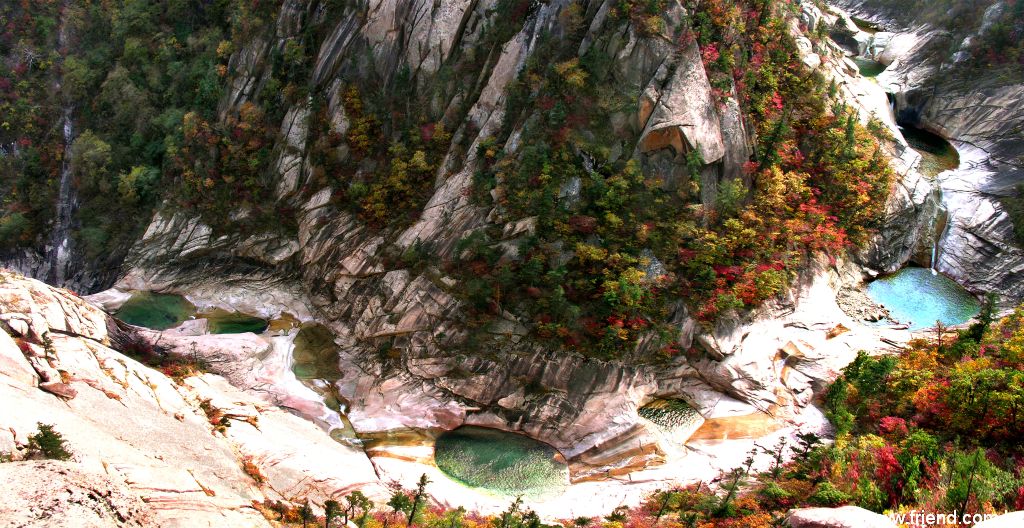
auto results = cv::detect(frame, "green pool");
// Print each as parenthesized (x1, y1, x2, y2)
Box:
(115, 292, 196, 330)
(434, 426, 568, 499)
(291, 324, 342, 379)
(851, 17, 881, 34)
(901, 126, 959, 177)
(866, 267, 980, 330)
(199, 309, 269, 334)
(853, 57, 886, 78)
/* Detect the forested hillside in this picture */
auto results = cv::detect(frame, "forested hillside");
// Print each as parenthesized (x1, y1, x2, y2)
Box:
(0, 1, 281, 281)
(1, 0, 896, 359)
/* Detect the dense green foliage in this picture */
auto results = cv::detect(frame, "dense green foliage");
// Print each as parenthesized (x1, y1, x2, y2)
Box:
(0, 1, 66, 249)
(819, 304, 1024, 517)
(0, 0, 292, 265)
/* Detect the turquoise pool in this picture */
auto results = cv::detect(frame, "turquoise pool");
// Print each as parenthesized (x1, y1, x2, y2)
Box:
(866, 267, 980, 330)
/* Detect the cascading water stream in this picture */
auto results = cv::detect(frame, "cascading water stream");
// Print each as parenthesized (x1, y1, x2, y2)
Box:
(45, 1, 77, 286)
(272, 331, 360, 445)
(46, 106, 76, 285)
(930, 206, 947, 276)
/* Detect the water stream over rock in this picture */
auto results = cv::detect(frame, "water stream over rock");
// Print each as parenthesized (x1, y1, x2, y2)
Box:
(276, 330, 356, 442)
(46, 107, 76, 286)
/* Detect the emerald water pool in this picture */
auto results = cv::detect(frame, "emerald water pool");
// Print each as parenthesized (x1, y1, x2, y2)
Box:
(199, 309, 269, 334)
(434, 426, 568, 499)
(115, 292, 196, 330)
(851, 17, 881, 34)
(901, 126, 959, 177)
(866, 267, 980, 330)
(853, 57, 886, 78)
(639, 399, 702, 432)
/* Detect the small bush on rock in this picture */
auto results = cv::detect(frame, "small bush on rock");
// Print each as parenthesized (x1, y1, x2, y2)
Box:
(27, 423, 71, 461)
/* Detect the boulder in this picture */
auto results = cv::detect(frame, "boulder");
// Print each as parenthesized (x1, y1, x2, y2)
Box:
(800, 3, 824, 32)
(0, 271, 109, 342)
(786, 506, 897, 528)
(83, 287, 133, 312)
(637, 40, 726, 165)
(39, 381, 78, 400)
(163, 317, 209, 336)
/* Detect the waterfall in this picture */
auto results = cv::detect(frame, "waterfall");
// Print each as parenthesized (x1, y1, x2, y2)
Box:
(45, 2, 77, 287)
(931, 205, 948, 275)
(45, 106, 76, 286)
(273, 333, 355, 442)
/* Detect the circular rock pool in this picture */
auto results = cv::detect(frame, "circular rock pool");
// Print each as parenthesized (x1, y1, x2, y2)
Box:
(853, 57, 886, 78)
(433, 426, 568, 499)
(866, 267, 980, 330)
(115, 292, 196, 330)
(639, 399, 702, 432)
(901, 126, 959, 177)
(291, 324, 342, 380)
